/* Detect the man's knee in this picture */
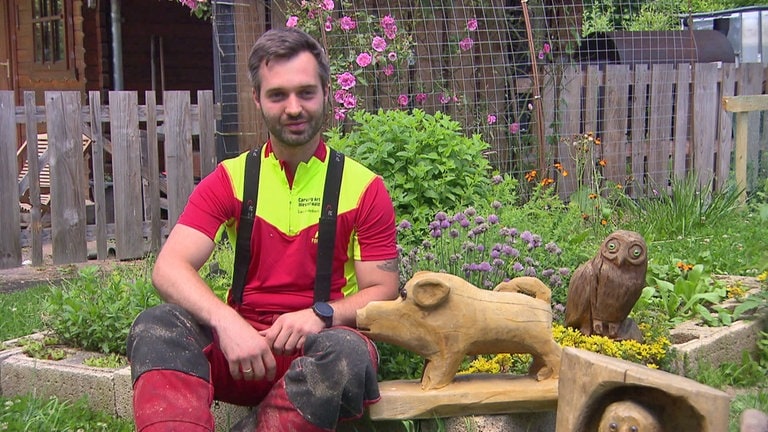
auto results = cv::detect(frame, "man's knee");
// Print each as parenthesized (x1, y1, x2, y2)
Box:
(127, 303, 212, 382)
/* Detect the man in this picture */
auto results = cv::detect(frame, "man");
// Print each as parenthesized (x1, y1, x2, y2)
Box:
(127, 27, 400, 431)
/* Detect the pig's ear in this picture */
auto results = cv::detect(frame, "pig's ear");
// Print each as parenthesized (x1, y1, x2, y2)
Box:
(411, 278, 450, 308)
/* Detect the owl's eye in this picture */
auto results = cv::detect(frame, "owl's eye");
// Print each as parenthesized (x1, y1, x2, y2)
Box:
(607, 241, 618, 251)
(632, 247, 643, 257)
(609, 423, 618, 431)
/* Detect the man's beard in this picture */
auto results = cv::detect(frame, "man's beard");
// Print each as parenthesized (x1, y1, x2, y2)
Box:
(264, 106, 326, 148)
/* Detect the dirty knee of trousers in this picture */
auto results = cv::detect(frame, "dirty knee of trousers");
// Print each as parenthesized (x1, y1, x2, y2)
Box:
(127, 303, 213, 383)
(281, 327, 381, 429)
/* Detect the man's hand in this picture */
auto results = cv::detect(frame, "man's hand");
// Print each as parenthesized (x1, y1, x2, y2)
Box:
(214, 310, 277, 381)
(258, 309, 326, 355)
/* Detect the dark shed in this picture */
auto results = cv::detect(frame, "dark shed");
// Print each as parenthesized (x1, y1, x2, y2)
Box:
(574, 30, 736, 64)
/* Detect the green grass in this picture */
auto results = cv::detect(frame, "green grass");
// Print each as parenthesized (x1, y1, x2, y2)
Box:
(0, 284, 53, 341)
(0, 394, 133, 431)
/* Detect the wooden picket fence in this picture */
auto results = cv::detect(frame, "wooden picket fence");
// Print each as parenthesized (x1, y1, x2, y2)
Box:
(0, 90, 217, 269)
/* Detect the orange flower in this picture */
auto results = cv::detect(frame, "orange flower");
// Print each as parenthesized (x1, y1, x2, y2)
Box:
(598, 159, 607, 167)
(525, 170, 537, 182)
(615, 184, 623, 189)
(561, 170, 569, 176)
(600, 219, 607, 225)
(554, 162, 563, 171)
(540, 178, 554, 186)
(581, 213, 589, 220)
(595, 137, 602, 145)
(676, 261, 694, 272)
(588, 193, 598, 200)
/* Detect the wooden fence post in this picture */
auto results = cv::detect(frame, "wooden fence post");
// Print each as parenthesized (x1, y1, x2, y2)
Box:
(722, 94, 768, 204)
(0, 91, 21, 269)
(45, 91, 88, 265)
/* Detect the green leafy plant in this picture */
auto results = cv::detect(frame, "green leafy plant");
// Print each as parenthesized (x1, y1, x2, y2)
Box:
(17, 336, 67, 361)
(326, 108, 493, 226)
(83, 353, 129, 369)
(43, 264, 161, 355)
(642, 260, 727, 325)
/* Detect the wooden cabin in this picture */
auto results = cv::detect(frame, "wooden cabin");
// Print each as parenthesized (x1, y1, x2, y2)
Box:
(0, 0, 214, 106)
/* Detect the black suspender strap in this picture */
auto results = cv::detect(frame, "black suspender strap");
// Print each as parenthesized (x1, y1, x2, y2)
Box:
(230, 146, 345, 306)
(231, 146, 262, 305)
(314, 149, 345, 302)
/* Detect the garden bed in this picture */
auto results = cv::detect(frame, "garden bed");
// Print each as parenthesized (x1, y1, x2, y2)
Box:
(1, 304, 764, 432)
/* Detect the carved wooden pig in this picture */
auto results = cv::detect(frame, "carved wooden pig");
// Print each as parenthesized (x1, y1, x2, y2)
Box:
(356, 271, 562, 390)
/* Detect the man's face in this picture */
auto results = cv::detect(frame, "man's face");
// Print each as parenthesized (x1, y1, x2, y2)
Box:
(253, 51, 326, 149)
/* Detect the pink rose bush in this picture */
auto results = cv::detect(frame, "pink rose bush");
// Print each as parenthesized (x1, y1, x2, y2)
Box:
(281, 0, 414, 120)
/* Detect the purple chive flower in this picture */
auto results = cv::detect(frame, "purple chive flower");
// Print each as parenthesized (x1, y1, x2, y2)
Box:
(474, 216, 485, 224)
(424, 253, 435, 261)
(421, 240, 432, 248)
(464, 207, 477, 217)
(550, 275, 563, 287)
(520, 230, 534, 243)
(492, 175, 503, 185)
(559, 268, 571, 276)
(397, 220, 412, 230)
(476, 244, 485, 252)
(509, 228, 519, 237)
(492, 258, 504, 267)
(460, 219, 470, 228)
(478, 262, 492, 272)
(487, 214, 499, 224)
(512, 262, 524, 272)
(542, 269, 555, 278)
(439, 220, 451, 229)
(524, 267, 537, 277)
(491, 200, 502, 209)
(435, 211, 448, 221)
(554, 303, 565, 313)
(490, 250, 501, 259)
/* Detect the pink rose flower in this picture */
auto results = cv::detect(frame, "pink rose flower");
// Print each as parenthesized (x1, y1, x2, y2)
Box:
(334, 107, 347, 121)
(356, 52, 372, 67)
(321, 0, 334, 11)
(387, 52, 397, 62)
(415, 93, 427, 104)
(467, 19, 478, 31)
(384, 27, 397, 40)
(334, 89, 348, 104)
(382, 64, 394, 76)
(372, 36, 387, 52)
(339, 16, 357, 31)
(398, 94, 409, 106)
(487, 114, 497, 125)
(543, 42, 551, 54)
(286, 16, 299, 27)
(459, 37, 474, 51)
(342, 93, 357, 109)
(509, 123, 520, 134)
(439, 93, 451, 104)
(337, 72, 356, 90)
(325, 17, 333, 32)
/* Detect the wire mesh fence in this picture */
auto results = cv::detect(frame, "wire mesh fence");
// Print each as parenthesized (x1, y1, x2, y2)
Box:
(211, 0, 768, 199)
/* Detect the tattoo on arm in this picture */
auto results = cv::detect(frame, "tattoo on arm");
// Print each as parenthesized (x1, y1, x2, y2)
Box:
(377, 258, 400, 273)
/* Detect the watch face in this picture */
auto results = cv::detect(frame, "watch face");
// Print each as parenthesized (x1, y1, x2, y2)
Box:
(314, 302, 333, 317)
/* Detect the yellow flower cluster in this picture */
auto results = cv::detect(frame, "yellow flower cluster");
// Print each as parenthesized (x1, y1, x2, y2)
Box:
(459, 323, 671, 374)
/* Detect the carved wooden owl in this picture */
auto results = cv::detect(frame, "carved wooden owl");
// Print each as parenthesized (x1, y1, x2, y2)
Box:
(597, 400, 663, 432)
(564, 230, 647, 340)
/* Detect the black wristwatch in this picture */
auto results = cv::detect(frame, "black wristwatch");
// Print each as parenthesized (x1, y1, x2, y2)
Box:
(312, 302, 334, 328)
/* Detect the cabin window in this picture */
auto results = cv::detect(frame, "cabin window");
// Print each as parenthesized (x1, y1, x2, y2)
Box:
(32, 0, 66, 66)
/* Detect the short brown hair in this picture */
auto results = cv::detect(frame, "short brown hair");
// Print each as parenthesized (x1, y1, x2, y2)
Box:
(248, 28, 330, 95)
